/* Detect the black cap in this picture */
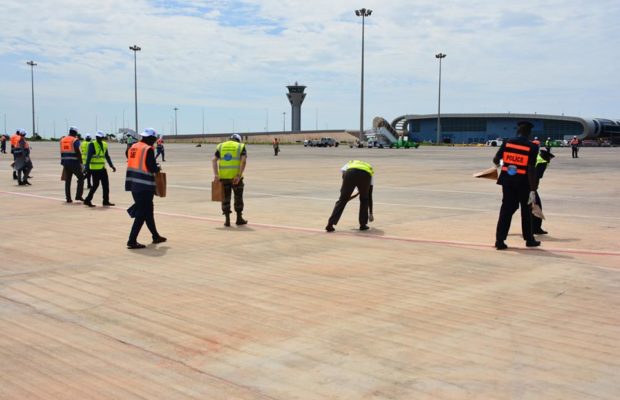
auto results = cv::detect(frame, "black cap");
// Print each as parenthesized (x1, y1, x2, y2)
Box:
(517, 121, 534, 129)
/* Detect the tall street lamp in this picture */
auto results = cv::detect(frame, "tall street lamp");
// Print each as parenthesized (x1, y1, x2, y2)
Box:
(173, 107, 179, 136)
(355, 8, 372, 142)
(129, 45, 141, 134)
(435, 52, 447, 144)
(26, 60, 37, 136)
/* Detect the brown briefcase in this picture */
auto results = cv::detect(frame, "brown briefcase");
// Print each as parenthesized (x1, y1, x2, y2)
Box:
(155, 171, 167, 197)
(211, 178, 223, 202)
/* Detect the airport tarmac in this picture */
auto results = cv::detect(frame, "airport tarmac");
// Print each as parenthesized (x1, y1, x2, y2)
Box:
(1, 142, 619, 399)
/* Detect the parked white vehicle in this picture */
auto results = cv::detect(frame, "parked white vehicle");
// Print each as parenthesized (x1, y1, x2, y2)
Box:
(486, 138, 503, 147)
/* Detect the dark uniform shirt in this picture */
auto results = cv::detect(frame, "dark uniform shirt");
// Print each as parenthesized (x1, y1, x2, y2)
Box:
(493, 136, 539, 191)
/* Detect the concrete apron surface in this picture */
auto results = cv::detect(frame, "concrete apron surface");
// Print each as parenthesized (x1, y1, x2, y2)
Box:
(1, 142, 619, 399)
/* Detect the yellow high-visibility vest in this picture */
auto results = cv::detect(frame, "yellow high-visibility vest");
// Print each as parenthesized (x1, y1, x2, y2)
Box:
(217, 140, 245, 179)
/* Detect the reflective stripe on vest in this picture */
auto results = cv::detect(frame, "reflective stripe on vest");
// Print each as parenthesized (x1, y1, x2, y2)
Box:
(126, 142, 156, 187)
(347, 160, 374, 176)
(89, 141, 108, 170)
(80, 140, 91, 163)
(501, 142, 531, 175)
(217, 140, 244, 179)
(60, 136, 78, 161)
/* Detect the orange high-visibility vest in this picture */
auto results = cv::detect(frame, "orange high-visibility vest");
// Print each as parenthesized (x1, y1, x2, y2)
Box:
(501, 142, 531, 176)
(126, 141, 156, 190)
(60, 136, 78, 162)
(10, 134, 20, 148)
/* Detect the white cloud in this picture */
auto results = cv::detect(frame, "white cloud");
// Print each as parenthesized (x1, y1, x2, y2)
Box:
(0, 0, 618, 136)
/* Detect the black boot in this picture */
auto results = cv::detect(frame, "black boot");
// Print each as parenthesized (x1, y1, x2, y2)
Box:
(236, 212, 248, 225)
(224, 213, 231, 227)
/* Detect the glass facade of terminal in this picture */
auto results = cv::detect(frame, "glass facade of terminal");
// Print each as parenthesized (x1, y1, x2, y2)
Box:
(406, 117, 585, 144)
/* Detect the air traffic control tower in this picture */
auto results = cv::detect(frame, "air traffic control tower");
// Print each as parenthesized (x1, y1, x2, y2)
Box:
(286, 82, 306, 132)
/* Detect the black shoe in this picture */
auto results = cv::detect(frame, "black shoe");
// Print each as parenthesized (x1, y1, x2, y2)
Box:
(533, 229, 548, 235)
(224, 214, 231, 227)
(75, 197, 85, 201)
(236, 214, 248, 225)
(526, 240, 541, 247)
(17, 181, 25, 186)
(325, 225, 335, 232)
(359, 225, 370, 231)
(102, 201, 115, 207)
(495, 241, 508, 250)
(84, 200, 96, 208)
(127, 242, 146, 249)
(152, 236, 167, 244)
(22, 180, 31, 186)
(66, 199, 73, 203)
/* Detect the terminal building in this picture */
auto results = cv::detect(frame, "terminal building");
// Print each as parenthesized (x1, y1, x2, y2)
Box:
(390, 113, 620, 144)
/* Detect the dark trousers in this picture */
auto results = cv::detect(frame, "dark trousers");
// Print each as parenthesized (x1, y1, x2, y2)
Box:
(328, 169, 371, 227)
(85, 169, 110, 203)
(156, 147, 165, 161)
(572, 146, 579, 158)
(128, 190, 160, 244)
(532, 191, 544, 231)
(1, 142, 5, 153)
(496, 183, 534, 242)
(221, 179, 244, 214)
(64, 164, 84, 200)
(84, 169, 92, 188)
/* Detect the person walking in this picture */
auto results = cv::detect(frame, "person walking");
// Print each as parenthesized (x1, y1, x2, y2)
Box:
(80, 133, 93, 189)
(325, 160, 374, 232)
(125, 132, 138, 158)
(83, 131, 117, 207)
(544, 137, 552, 153)
(60, 127, 85, 203)
(0, 134, 6, 154)
(493, 121, 541, 250)
(14, 130, 32, 185)
(570, 136, 580, 158)
(125, 128, 166, 249)
(532, 149, 554, 235)
(10, 130, 21, 181)
(273, 138, 280, 156)
(155, 135, 166, 162)
(212, 133, 248, 227)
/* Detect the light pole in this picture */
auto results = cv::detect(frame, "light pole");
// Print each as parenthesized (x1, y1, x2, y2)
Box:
(26, 60, 37, 137)
(355, 8, 372, 142)
(435, 52, 446, 144)
(282, 112, 286, 133)
(129, 45, 141, 134)
(173, 107, 179, 136)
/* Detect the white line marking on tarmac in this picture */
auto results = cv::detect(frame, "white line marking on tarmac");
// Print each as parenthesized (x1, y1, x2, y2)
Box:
(2, 190, 620, 259)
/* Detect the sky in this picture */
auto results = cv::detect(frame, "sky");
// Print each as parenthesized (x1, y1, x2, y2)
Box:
(1, 0, 619, 137)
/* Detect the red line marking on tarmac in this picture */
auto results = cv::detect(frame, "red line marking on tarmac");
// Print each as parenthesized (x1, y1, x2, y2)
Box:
(3, 190, 620, 258)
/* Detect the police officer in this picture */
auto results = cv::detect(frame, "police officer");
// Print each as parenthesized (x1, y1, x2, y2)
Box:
(532, 149, 554, 235)
(326, 160, 374, 232)
(125, 128, 166, 249)
(212, 133, 248, 227)
(81, 133, 93, 189)
(493, 121, 540, 250)
(84, 131, 117, 207)
(60, 127, 85, 203)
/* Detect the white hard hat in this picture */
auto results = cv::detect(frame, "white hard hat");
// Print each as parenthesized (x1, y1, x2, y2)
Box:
(141, 128, 157, 137)
(230, 133, 242, 142)
(96, 130, 105, 138)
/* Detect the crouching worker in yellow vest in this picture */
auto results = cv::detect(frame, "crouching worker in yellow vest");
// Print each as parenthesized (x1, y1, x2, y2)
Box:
(326, 160, 374, 232)
(212, 133, 248, 227)
(83, 131, 116, 207)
